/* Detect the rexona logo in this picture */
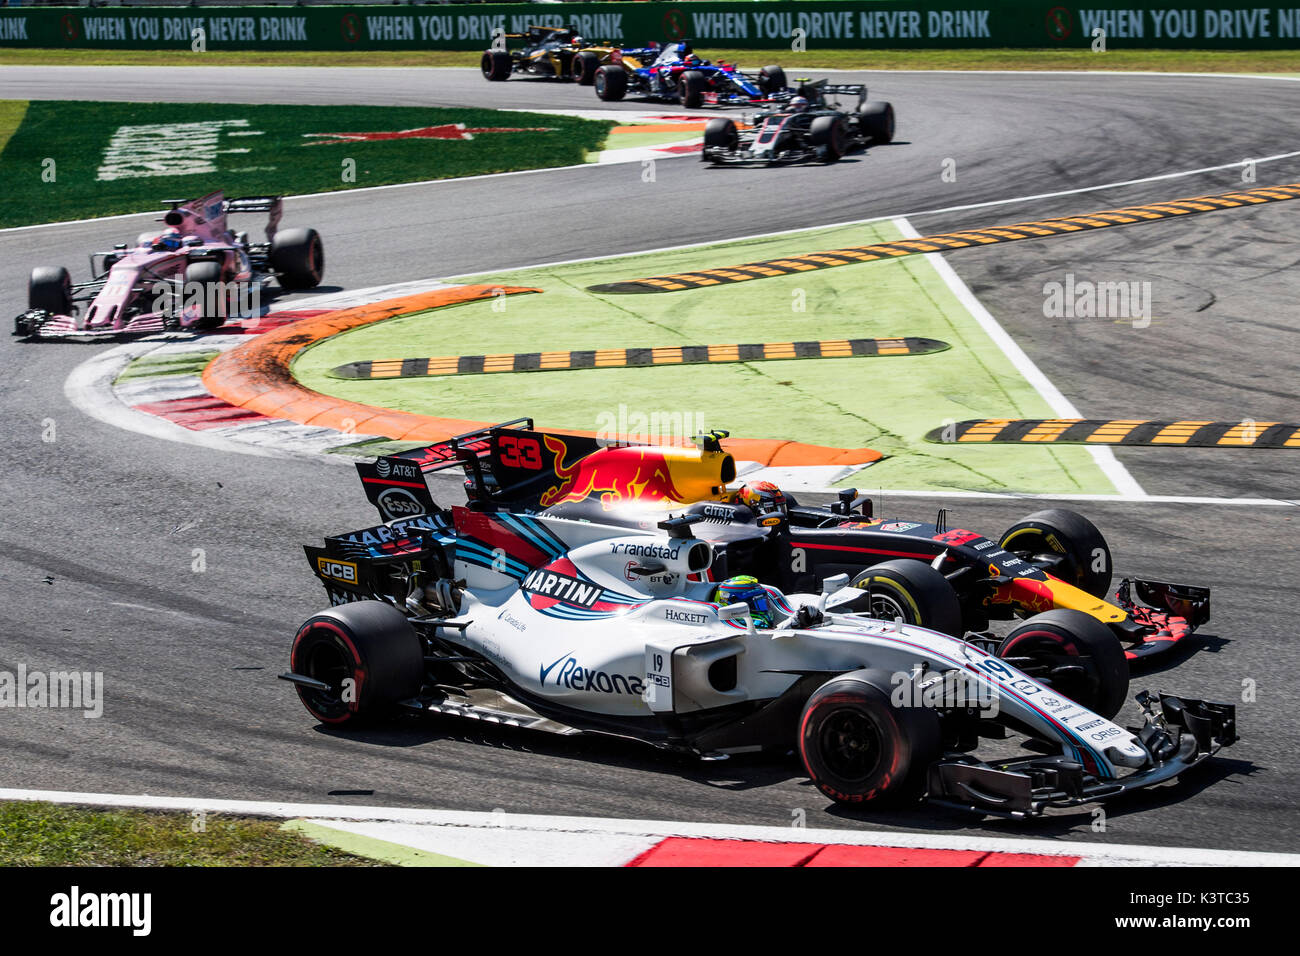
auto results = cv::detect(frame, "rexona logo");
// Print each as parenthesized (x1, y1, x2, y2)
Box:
(376, 487, 425, 519)
(522, 570, 602, 608)
(539, 652, 644, 696)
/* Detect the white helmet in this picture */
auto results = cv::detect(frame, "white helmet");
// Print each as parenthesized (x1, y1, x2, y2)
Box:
(789, 96, 809, 112)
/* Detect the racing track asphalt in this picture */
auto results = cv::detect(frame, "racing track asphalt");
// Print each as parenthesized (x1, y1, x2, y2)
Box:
(0, 67, 1297, 852)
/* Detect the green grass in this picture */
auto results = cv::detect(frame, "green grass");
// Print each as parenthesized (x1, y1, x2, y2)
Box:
(3, 47, 1300, 73)
(0, 100, 612, 228)
(292, 220, 1117, 495)
(0, 801, 387, 866)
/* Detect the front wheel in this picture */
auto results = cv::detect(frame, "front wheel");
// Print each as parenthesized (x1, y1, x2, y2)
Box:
(29, 266, 73, 315)
(183, 259, 229, 330)
(481, 50, 512, 81)
(844, 559, 964, 637)
(809, 115, 846, 162)
(594, 65, 627, 101)
(1000, 508, 1112, 598)
(679, 69, 706, 109)
(799, 669, 941, 806)
(288, 601, 425, 727)
(997, 609, 1128, 720)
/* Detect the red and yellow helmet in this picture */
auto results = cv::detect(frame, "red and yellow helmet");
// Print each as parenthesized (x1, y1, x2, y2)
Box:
(735, 480, 786, 516)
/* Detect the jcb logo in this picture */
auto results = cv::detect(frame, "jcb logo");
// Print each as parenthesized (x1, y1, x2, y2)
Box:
(317, 558, 358, 584)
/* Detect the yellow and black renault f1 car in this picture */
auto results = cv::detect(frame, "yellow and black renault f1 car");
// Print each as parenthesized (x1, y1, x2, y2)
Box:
(481, 25, 626, 85)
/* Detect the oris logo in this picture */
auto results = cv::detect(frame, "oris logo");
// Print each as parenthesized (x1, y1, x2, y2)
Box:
(376, 488, 425, 519)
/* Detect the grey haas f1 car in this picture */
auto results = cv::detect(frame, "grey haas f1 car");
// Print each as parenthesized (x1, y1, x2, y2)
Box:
(701, 79, 895, 165)
(15, 191, 323, 340)
(279, 422, 1236, 816)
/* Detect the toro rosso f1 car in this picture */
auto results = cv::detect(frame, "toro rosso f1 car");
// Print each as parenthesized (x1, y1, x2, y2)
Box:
(280, 422, 1236, 816)
(359, 421, 1210, 667)
(15, 191, 323, 341)
(593, 41, 792, 108)
(702, 80, 895, 165)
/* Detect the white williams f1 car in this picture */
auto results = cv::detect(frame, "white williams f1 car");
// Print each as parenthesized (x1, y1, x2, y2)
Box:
(280, 427, 1237, 815)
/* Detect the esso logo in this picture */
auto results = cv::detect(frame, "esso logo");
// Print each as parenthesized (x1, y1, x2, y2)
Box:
(377, 488, 424, 519)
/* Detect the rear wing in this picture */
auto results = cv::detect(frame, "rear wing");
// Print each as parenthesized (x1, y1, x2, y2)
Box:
(158, 193, 282, 241)
(797, 78, 868, 109)
(224, 195, 283, 241)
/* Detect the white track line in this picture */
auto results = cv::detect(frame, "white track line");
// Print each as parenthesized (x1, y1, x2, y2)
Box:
(893, 215, 1145, 498)
(2, 787, 1294, 866)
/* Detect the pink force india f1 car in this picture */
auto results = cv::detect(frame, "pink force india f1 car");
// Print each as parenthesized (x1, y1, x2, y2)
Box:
(14, 191, 324, 341)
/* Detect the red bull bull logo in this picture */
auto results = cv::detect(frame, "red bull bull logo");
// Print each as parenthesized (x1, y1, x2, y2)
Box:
(539, 436, 688, 509)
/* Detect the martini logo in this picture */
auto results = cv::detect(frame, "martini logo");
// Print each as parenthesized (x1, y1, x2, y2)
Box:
(302, 125, 556, 146)
(522, 569, 602, 609)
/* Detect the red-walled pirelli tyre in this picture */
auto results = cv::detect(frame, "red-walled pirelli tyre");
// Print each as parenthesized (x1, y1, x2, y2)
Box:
(289, 601, 424, 726)
(799, 669, 941, 806)
(997, 609, 1128, 720)
(999, 508, 1113, 599)
(573, 51, 601, 85)
(481, 50, 512, 81)
(594, 64, 628, 101)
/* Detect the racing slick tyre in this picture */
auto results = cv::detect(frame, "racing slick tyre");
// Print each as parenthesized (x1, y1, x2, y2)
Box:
(799, 668, 941, 806)
(858, 100, 896, 143)
(997, 609, 1128, 720)
(28, 266, 73, 315)
(594, 65, 627, 101)
(758, 65, 787, 94)
(844, 559, 964, 637)
(999, 508, 1112, 599)
(271, 227, 325, 291)
(572, 51, 601, 85)
(481, 50, 512, 81)
(702, 118, 738, 162)
(183, 259, 229, 330)
(289, 601, 425, 727)
(809, 115, 846, 162)
(680, 70, 707, 108)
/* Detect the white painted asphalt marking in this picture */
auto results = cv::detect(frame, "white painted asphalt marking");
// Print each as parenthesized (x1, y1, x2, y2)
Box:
(892, 215, 1145, 498)
(2, 788, 1295, 867)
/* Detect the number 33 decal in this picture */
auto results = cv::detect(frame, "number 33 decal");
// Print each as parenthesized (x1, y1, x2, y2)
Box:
(499, 435, 543, 469)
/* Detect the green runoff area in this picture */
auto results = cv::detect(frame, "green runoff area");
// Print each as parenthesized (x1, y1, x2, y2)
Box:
(3, 47, 1300, 72)
(293, 220, 1118, 496)
(0, 99, 611, 228)
(0, 800, 386, 866)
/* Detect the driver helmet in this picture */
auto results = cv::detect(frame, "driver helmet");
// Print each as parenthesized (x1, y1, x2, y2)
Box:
(713, 575, 773, 628)
(789, 96, 809, 113)
(684, 53, 702, 67)
(152, 230, 183, 251)
(571, 36, 584, 47)
(734, 480, 787, 516)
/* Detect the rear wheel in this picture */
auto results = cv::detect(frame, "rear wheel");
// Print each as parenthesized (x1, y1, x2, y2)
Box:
(843, 559, 964, 637)
(997, 609, 1128, 719)
(481, 50, 512, 81)
(594, 65, 627, 101)
(288, 601, 425, 727)
(1000, 509, 1112, 598)
(858, 100, 896, 143)
(572, 51, 600, 85)
(271, 227, 324, 291)
(28, 266, 73, 315)
(809, 115, 846, 162)
(758, 65, 787, 95)
(799, 669, 941, 806)
(680, 69, 706, 108)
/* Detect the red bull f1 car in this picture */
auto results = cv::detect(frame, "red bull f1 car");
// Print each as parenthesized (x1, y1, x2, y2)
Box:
(280, 420, 1236, 816)
(14, 191, 323, 341)
(356, 421, 1210, 669)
